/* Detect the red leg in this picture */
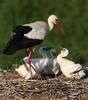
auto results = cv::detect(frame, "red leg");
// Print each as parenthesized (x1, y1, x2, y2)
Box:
(26, 48, 41, 79)
(26, 48, 33, 79)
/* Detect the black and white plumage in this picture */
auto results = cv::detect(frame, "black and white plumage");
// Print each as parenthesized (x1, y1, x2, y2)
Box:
(3, 15, 64, 55)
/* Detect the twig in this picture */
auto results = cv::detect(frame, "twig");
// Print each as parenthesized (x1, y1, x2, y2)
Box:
(72, 92, 81, 96)
(20, 88, 47, 93)
(15, 96, 24, 100)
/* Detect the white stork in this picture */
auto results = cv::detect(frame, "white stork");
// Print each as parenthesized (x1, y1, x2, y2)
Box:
(3, 14, 64, 77)
(3, 14, 64, 55)
(56, 48, 86, 79)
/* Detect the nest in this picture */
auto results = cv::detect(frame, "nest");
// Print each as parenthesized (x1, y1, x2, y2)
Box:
(0, 68, 88, 100)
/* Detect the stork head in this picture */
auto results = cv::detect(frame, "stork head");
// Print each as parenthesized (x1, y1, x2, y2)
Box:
(48, 15, 64, 34)
(39, 46, 52, 58)
(60, 48, 69, 57)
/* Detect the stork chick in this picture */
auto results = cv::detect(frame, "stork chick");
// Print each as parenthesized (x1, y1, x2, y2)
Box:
(50, 49, 61, 77)
(15, 47, 51, 79)
(56, 48, 86, 79)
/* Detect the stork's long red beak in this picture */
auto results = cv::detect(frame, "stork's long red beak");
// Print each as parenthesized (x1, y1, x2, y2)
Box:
(55, 21, 64, 34)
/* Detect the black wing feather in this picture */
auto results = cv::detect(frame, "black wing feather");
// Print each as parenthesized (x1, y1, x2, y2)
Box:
(3, 36, 43, 55)
(13, 25, 32, 35)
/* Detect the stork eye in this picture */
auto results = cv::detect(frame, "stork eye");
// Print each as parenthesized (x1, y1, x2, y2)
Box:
(56, 19, 58, 21)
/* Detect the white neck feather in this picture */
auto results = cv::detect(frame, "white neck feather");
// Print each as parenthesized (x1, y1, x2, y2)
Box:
(51, 53, 56, 59)
(41, 53, 47, 58)
(58, 51, 68, 58)
(48, 19, 54, 31)
(58, 54, 64, 58)
(39, 50, 47, 58)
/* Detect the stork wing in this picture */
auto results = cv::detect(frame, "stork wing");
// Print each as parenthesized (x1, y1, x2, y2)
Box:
(13, 25, 32, 36)
(3, 36, 43, 55)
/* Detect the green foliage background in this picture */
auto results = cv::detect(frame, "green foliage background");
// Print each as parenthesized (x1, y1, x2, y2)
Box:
(0, 0, 88, 68)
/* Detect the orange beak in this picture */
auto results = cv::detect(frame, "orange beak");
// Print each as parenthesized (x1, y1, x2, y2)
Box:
(55, 21, 64, 34)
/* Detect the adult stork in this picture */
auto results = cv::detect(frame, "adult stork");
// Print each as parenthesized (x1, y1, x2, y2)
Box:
(3, 14, 64, 77)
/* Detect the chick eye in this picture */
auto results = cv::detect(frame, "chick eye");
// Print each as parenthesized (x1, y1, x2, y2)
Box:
(42, 48, 46, 50)
(62, 48, 66, 51)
